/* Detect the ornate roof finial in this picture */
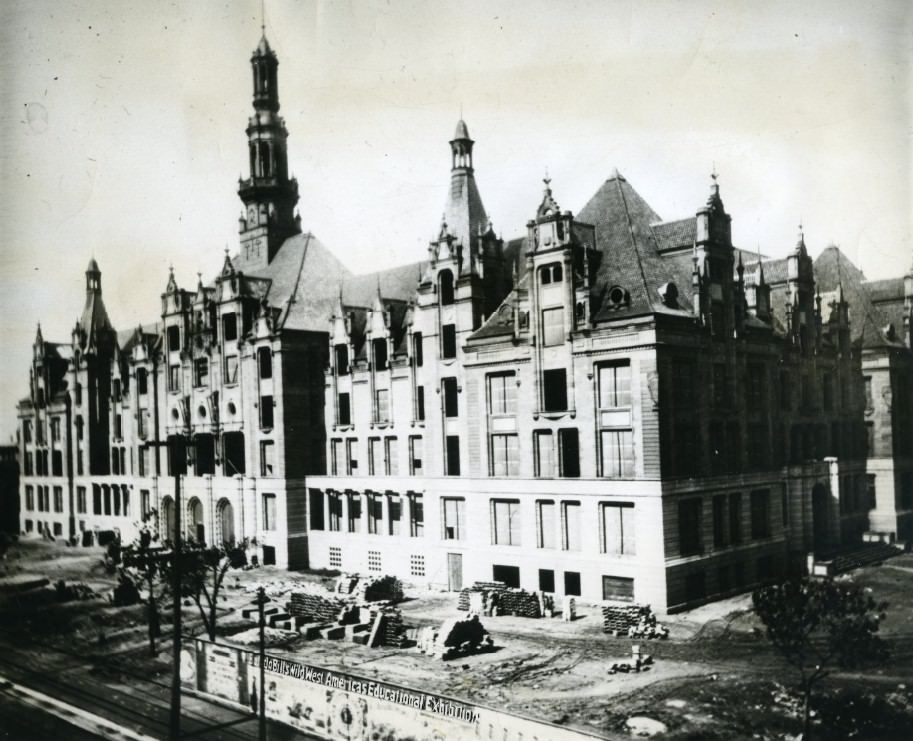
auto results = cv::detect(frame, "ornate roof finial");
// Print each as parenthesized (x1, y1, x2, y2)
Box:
(543, 167, 551, 190)
(261, 0, 266, 33)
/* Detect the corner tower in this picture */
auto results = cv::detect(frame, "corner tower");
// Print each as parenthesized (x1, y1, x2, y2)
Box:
(237, 33, 301, 271)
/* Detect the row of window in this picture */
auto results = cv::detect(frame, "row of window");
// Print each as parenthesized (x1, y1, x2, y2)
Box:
(309, 490, 635, 554)
(24, 485, 63, 513)
(165, 347, 272, 393)
(679, 489, 776, 557)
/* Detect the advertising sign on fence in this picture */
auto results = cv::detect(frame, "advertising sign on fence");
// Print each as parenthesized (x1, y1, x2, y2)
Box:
(184, 638, 598, 740)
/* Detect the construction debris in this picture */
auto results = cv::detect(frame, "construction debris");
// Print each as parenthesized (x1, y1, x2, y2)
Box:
(609, 644, 654, 674)
(417, 615, 493, 660)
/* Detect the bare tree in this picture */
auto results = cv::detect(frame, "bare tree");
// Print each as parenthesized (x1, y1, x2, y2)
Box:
(120, 511, 167, 656)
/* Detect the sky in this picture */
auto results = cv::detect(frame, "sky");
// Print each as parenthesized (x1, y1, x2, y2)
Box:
(0, 0, 911, 440)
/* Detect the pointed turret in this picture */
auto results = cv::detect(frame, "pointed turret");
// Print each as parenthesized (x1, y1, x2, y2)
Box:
(440, 118, 489, 262)
(79, 258, 113, 353)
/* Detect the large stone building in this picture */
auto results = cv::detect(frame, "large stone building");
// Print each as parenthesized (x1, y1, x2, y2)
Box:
(16, 35, 913, 610)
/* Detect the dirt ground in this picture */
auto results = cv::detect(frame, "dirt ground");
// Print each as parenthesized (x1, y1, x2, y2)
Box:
(2, 540, 912, 740)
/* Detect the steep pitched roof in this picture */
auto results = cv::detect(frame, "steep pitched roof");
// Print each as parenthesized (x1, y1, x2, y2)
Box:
(341, 261, 425, 308)
(577, 172, 691, 321)
(444, 171, 489, 254)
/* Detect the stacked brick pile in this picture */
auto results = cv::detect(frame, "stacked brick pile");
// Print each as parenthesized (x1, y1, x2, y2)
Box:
(457, 581, 507, 610)
(360, 575, 404, 603)
(602, 603, 667, 638)
(287, 590, 349, 624)
(496, 588, 542, 618)
(378, 608, 408, 648)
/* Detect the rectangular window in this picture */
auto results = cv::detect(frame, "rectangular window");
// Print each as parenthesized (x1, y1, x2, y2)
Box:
(443, 377, 458, 417)
(51, 417, 61, 442)
(262, 493, 276, 531)
(52, 450, 63, 476)
(337, 393, 351, 426)
(347, 492, 362, 532)
(603, 575, 635, 602)
(25, 485, 34, 511)
(384, 437, 398, 476)
(442, 324, 457, 359)
(222, 313, 237, 341)
(330, 439, 342, 476)
(372, 338, 388, 371)
(412, 333, 423, 367)
(543, 369, 568, 412)
(92, 486, 101, 515)
(713, 363, 728, 407)
(260, 440, 275, 476)
(194, 358, 209, 387)
(558, 428, 579, 478)
(137, 369, 148, 395)
(308, 489, 324, 531)
(564, 571, 581, 597)
(387, 494, 401, 535)
(368, 437, 381, 476)
(23, 420, 32, 443)
(493, 564, 521, 588)
(678, 498, 703, 556)
(542, 307, 564, 346)
(598, 363, 631, 408)
(747, 363, 765, 410)
(490, 434, 519, 476)
(491, 499, 521, 546)
(539, 569, 555, 593)
(445, 435, 461, 476)
(864, 375, 873, 409)
(103, 486, 111, 515)
(416, 386, 425, 421)
(673, 423, 701, 476)
(141, 489, 150, 519)
(534, 430, 554, 477)
(114, 414, 122, 440)
(780, 371, 791, 411)
(729, 492, 742, 545)
(672, 359, 696, 409)
(258, 347, 272, 379)
(346, 439, 359, 475)
(487, 372, 517, 415)
(712, 494, 726, 548)
(600, 502, 636, 555)
(409, 436, 423, 475)
(77, 486, 86, 514)
(367, 493, 382, 535)
(224, 355, 239, 384)
(600, 430, 634, 478)
(328, 492, 342, 531)
(138, 411, 148, 440)
(328, 546, 342, 568)
(561, 501, 581, 551)
(442, 497, 465, 540)
(167, 325, 180, 352)
(536, 500, 555, 548)
(374, 389, 390, 424)
(168, 364, 181, 392)
(24, 452, 33, 476)
(410, 493, 424, 537)
(334, 344, 349, 375)
(750, 489, 771, 539)
(259, 395, 273, 429)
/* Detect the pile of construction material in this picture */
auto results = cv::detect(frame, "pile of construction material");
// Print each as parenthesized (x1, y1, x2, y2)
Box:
(417, 615, 493, 660)
(608, 644, 654, 674)
(238, 573, 410, 649)
(602, 603, 668, 639)
(457, 581, 554, 618)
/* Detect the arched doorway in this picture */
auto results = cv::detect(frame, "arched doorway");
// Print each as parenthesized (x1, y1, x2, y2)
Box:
(188, 498, 205, 544)
(161, 497, 175, 542)
(812, 483, 830, 553)
(217, 499, 235, 546)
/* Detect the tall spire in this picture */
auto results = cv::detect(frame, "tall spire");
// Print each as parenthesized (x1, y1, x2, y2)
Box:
(237, 26, 301, 270)
(440, 118, 488, 257)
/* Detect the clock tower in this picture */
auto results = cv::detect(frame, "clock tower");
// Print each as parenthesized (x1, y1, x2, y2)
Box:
(237, 33, 301, 271)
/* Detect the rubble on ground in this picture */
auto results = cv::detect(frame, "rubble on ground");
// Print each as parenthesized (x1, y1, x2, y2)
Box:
(417, 614, 493, 660)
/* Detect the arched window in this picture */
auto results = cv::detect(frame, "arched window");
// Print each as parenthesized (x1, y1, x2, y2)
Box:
(161, 497, 175, 542)
(188, 498, 205, 544)
(439, 270, 455, 305)
(217, 499, 235, 546)
(539, 263, 562, 285)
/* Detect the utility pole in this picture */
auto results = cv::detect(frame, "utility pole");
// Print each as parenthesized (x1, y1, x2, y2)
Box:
(143, 435, 191, 740)
(257, 586, 267, 741)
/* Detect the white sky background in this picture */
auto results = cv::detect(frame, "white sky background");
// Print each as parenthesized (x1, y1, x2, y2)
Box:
(0, 0, 911, 438)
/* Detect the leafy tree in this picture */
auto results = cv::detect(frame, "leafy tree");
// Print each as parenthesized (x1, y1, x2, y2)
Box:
(121, 512, 167, 656)
(166, 541, 247, 641)
(752, 578, 889, 739)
